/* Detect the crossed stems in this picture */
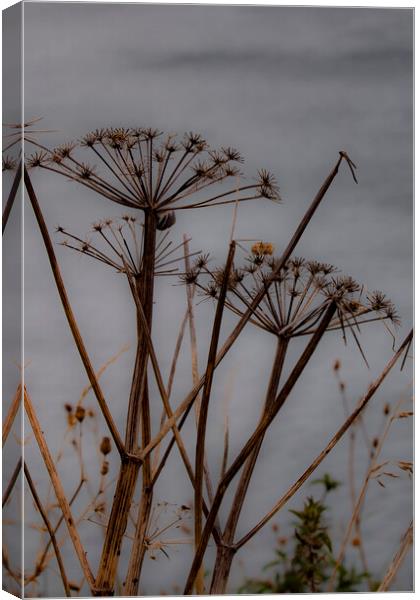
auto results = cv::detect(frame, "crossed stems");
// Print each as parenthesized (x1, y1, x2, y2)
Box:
(18, 150, 375, 595)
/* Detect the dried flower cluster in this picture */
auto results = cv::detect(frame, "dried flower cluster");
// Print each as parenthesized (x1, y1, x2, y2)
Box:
(184, 248, 399, 344)
(26, 128, 280, 219)
(56, 216, 199, 277)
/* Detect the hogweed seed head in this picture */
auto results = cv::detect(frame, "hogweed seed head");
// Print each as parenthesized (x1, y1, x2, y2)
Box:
(30, 126, 279, 214)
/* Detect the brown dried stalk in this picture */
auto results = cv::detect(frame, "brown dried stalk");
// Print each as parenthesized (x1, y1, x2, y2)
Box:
(328, 391, 411, 589)
(23, 386, 96, 592)
(140, 152, 351, 465)
(2, 458, 22, 507)
(2, 384, 21, 447)
(24, 462, 71, 597)
(184, 301, 337, 593)
(27, 478, 86, 585)
(139, 153, 345, 472)
(24, 168, 124, 456)
(193, 241, 236, 592)
(184, 235, 215, 594)
(96, 211, 157, 594)
(2, 160, 22, 234)
(377, 520, 413, 591)
(234, 330, 413, 550)
(210, 336, 289, 593)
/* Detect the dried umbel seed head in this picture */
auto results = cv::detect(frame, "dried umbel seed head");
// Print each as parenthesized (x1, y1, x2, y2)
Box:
(2, 155, 17, 171)
(38, 126, 279, 213)
(194, 253, 210, 270)
(100, 437, 112, 456)
(75, 406, 86, 423)
(101, 461, 109, 476)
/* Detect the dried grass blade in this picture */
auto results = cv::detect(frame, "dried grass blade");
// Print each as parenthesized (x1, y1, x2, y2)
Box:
(377, 521, 413, 591)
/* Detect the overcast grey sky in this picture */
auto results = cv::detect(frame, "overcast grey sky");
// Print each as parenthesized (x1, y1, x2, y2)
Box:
(3, 3, 413, 596)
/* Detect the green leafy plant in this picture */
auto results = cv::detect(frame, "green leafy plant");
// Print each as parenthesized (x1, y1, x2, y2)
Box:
(239, 475, 370, 594)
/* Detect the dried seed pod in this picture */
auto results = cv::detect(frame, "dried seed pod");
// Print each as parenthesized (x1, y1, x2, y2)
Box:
(383, 403, 390, 415)
(156, 211, 176, 231)
(372, 437, 379, 448)
(101, 461, 109, 476)
(333, 359, 341, 372)
(75, 406, 86, 422)
(100, 436, 112, 456)
(64, 403, 73, 413)
(67, 414, 77, 427)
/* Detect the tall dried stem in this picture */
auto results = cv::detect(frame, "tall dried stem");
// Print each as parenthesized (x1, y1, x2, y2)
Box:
(95, 210, 157, 594)
(193, 241, 235, 592)
(210, 336, 289, 594)
(184, 302, 337, 593)
(234, 330, 413, 550)
(24, 387, 96, 592)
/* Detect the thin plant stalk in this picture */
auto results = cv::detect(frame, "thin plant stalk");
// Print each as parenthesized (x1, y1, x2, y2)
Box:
(377, 521, 413, 591)
(140, 153, 352, 466)
(24, 463, 71, 597)
(328, 394, 408, 590)
(193, 241, 236, 592)
(234, 330, 413, 550)
(184, 302, 337, 593)
(23, 387, 96, 592)
(184, 235, 215, 594)
(210, 336, 289, 594)
(2, 458, 22, 507)
(95, 210, 157, 595)
(24, 168, 124, 456)
(2, 384, 22, 447)
(2, 161, 22, 234)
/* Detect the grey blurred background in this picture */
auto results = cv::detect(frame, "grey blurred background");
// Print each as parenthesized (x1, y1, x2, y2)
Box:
(3, 2, 413, 596)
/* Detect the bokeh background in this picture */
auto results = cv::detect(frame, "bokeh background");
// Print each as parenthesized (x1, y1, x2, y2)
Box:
(3, 3, 413, 596)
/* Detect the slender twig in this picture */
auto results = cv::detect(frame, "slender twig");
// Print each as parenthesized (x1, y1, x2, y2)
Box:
(210, 336, 289, 594)
(2, 458, 22, 506)
(24, 167, 124, 456)
(194, 241, 236, 592)
(23, 386, 96, 591)
(234, 330, 413, 550)
(2, 384, 22, 447)
(2, 162, 22, 234)
(24, 462, 71, 597)
(140, 153, 350, 463)
(328, 393, 408, 590)
(184, 302, 337, 593)
(377, 521, 413, 591)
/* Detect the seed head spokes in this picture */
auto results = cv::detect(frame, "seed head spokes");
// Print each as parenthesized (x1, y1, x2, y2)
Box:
(25, 127, 280, 215)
